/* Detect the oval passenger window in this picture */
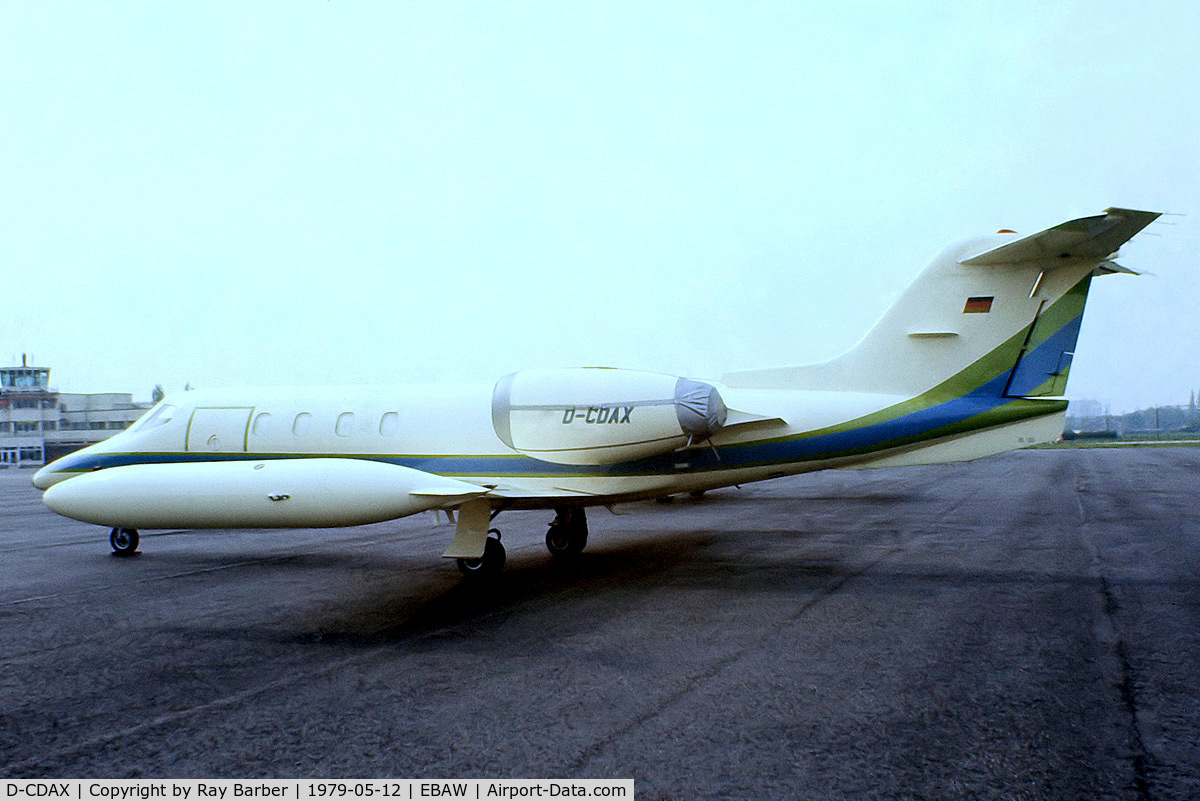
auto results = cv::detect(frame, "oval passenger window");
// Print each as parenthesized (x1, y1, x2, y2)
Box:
(252, 413, 271, 436)
(379, 412, 399, 436)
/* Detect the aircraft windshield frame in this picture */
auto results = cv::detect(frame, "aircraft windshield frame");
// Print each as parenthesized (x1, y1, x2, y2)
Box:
(130, 402, 178, 432)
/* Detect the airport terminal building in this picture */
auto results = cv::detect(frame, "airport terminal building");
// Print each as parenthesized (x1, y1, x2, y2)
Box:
(0, 362, 149, 468)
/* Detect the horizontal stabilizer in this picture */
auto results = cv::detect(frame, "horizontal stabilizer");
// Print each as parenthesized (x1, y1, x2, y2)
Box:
(1095, 259, 1139, 275)
(960, 208, 1160, 266)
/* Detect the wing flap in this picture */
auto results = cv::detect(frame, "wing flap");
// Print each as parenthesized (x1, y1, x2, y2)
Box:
(410, 485, 490, 499)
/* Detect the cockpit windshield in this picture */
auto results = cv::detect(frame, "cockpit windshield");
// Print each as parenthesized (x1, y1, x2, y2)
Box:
(130, 402, 178, 432)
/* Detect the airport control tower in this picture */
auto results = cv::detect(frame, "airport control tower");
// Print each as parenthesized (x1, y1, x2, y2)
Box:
(0, 356, 149, 467)
(0, 356, 57, 466)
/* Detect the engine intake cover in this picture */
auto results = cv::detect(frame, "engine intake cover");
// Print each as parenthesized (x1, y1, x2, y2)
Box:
(492, 368, 727, 465)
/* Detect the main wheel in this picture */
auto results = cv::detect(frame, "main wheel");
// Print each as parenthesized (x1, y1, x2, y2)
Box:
(110, 528, 139, 556)
(456, 533, 505, 579)
(546, 508, 588, 560)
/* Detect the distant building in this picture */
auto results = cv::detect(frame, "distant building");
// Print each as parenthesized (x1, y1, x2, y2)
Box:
(0, 360, 150, 467)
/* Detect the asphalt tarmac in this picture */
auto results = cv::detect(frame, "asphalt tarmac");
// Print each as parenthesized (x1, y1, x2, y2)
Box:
(2, 448, 1199, 800)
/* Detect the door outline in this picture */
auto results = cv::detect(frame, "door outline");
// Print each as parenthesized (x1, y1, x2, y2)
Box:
(185, 407, 254, 452)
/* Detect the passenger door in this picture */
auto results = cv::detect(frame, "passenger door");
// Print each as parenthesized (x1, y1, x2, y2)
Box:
(186, 407, 253, 452)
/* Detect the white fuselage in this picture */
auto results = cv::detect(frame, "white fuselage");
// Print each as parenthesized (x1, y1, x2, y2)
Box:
(34, 379, 1063, 518)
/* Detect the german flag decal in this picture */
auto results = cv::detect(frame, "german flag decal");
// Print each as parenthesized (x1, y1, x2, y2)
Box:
(963, 296, 994, 314)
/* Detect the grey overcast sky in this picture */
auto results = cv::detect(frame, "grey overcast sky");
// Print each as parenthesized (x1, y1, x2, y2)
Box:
(2, 1, 1196, 413)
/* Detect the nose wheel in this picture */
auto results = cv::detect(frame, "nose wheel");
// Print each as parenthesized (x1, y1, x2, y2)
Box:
(109, 527, 140, 556)
(546, 507, 588, 560)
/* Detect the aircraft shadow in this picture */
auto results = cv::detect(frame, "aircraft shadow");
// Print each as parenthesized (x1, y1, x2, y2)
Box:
(158, 519, 1198, 654)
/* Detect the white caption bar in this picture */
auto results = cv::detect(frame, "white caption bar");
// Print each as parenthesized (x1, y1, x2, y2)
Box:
(3, 780, 634, 801)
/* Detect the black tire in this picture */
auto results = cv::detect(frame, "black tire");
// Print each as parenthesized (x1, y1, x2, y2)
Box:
(456, 535, 505, 579)
(110, 528, 139, 556)
(546, 510, 588, 559)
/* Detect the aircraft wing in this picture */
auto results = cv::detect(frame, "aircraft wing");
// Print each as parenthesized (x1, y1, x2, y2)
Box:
(960, 207, 1160, 266)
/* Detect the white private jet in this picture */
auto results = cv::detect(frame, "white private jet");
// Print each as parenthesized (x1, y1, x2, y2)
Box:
(34, 208, 1160, 578)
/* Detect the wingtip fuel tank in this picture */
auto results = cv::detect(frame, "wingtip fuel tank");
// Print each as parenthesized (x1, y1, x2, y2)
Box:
(43, 458, 487, 529)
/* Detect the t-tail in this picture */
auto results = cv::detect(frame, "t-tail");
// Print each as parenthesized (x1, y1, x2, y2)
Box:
(724, 207, 1160, 462)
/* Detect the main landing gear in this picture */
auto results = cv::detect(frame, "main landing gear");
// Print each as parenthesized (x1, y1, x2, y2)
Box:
(545, 507, 588, 561)
(454, 507, 589, 580)
(456, 529, 505, 578)
(109, 527, 139, 556)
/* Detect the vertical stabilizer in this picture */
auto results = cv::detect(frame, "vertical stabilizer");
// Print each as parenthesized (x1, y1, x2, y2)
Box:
(723, 208, 1159, 401)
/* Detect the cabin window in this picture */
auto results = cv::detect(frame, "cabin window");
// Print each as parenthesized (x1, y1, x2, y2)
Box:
(133, 403, 177, 431)
(379, 412, 399, 436)
(252, 413, 271, 436)
(293, 412, 312, 436)
(336, 412, 355, 437)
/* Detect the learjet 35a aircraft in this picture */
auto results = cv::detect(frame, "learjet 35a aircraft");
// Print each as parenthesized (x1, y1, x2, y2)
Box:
(34, 207, 1160, 578)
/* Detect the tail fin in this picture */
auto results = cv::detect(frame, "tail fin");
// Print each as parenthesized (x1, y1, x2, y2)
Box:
(724, 208, 1160, 399)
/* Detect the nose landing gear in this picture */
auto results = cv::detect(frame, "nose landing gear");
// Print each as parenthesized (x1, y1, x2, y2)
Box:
(109, 527, 140, 556)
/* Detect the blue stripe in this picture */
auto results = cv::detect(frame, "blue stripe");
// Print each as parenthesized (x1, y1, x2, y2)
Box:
(1005, 313, 1083, 396)
(48, 373, 1056, 480)
(640, 372, 1024, 473)
(46, 309, 1083, 482)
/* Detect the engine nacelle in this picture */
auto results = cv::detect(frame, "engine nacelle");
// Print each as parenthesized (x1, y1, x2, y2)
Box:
(491, 368, 727, 465)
